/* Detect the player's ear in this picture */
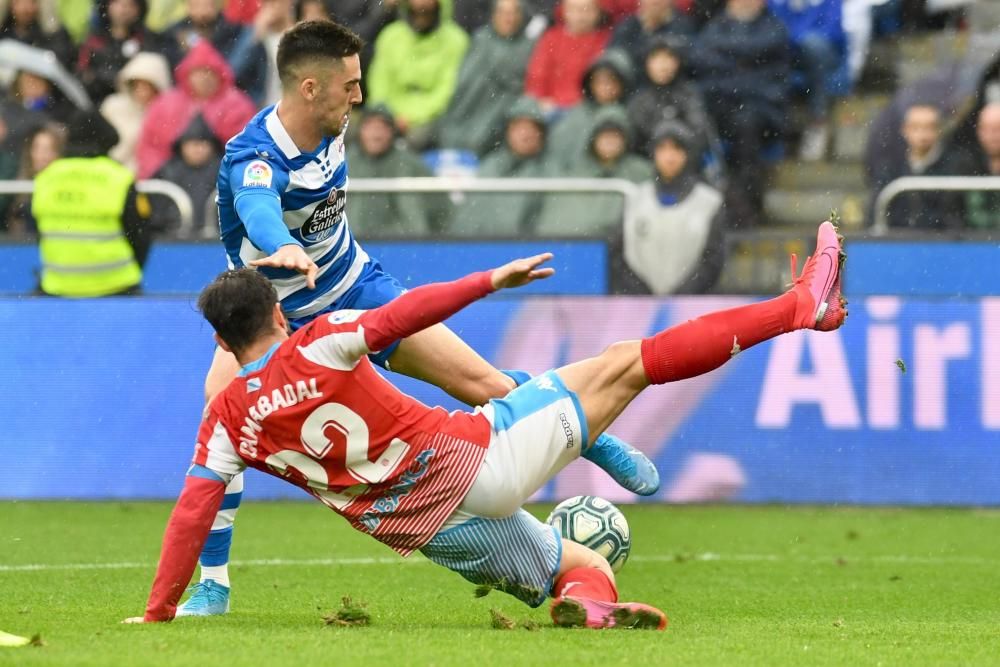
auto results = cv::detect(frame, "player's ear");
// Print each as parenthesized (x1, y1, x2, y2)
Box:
(273, 303, 289, 333)
(213, 333, 233, 355)
(300, 76, 318, 102)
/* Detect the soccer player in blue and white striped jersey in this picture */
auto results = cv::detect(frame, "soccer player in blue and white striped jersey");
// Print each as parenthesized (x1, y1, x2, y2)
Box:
(177, 19, 658, 617)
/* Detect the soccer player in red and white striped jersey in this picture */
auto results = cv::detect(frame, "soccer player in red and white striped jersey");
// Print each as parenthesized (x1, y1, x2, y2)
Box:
(128, 221, 845, 629)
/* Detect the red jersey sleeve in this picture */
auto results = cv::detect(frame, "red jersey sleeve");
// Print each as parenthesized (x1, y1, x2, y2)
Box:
(360, 270, 494, 351)
(301, 270, 495, 369)
(143, 474, 225, 621)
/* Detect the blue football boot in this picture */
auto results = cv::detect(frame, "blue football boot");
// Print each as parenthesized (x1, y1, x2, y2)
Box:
(175, 580, 230, 617)
(583, 433, 660, 496)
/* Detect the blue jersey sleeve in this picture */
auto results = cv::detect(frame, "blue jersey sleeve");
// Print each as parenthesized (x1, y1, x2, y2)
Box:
(230, 158, 297, 255)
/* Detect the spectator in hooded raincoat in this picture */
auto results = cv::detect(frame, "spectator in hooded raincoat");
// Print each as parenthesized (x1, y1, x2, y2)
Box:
(347, 104, 454, 237)
(537, 105, 653, 235)
(367, 0, 470, 148)
(614, 120, 725, 295)
(153, 113, 223, 233)
(439, 0, 537, 157)
(100, 51, 172, 173)
(136, 39, 256, 178)
(608, 0, 693, 72)
(626, 35, 716, 164)
(163, 0, 267, 98)
(456, 96, 554, 235)
(547, 47, 634, 169)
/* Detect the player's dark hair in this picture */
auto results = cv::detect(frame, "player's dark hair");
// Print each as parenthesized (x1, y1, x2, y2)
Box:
(198, 269, 279, 355)
(276, 20, 363, 88)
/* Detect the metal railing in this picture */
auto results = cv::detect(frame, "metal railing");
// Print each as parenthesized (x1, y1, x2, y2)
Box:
(347, 177, 639, 204)
(202, 177, 640, 235)
(4, 176, 637, 240)
(872, 175, 1000, 235)
(0, 179, 195, 234)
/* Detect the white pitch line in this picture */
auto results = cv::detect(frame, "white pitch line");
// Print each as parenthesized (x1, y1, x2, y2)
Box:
(1, 552, 996, 573)
(0, 556, 425, 573)
(632, 553, 1000, 566)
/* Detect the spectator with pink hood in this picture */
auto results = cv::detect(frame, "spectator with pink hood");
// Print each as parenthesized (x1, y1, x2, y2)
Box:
(135, 39, 255, 179)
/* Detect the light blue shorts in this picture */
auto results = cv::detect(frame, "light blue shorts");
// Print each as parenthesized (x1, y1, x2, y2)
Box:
(420, 509, 563, 608)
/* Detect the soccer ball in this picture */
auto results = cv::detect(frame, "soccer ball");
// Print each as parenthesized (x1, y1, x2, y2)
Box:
(546, 495, 631, 573)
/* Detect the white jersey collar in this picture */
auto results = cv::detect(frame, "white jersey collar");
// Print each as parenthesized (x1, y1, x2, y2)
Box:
(266, 104, 302, 160)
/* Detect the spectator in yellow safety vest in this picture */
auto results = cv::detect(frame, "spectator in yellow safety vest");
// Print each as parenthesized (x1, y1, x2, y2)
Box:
(31, 109, 153, 297)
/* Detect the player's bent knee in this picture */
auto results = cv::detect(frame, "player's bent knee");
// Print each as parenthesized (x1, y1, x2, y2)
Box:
(484, 372, 517, 399)
(454, 370, 516, 405)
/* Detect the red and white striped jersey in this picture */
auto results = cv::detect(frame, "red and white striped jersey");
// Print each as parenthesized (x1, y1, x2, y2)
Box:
(193, 310, 492, 555)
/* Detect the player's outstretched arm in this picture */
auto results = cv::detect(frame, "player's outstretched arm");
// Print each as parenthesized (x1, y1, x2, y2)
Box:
(233, 186, 319, 289)
(249, 244, 319, 290)
(360, 253, 554, 353)
(122, 468, 226, 623)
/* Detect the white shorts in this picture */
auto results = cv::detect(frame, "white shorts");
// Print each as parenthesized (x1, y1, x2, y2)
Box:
(461, 370, 587, 518)
(420, 371, 587, 606)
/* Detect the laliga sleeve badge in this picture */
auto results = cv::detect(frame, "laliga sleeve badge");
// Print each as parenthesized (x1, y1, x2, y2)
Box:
(243, 160, 273, 188)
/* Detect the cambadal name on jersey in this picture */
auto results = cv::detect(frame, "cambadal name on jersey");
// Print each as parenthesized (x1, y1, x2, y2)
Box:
(239, 378, 322, 458)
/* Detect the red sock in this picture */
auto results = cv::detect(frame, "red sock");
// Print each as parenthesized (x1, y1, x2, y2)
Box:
(552, 567, 618, 602)
(641, 292, 798, 385)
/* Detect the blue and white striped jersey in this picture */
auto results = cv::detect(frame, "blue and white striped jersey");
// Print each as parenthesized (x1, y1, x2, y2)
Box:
(217, 105, 370, 320)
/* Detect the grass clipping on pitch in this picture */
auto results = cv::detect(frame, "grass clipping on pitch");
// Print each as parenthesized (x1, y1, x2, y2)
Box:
(322, 597, 371, 627)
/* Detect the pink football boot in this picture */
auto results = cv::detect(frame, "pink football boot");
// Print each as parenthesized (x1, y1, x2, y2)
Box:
(789, 221, 848, 331)
(550, 596, 668, 631)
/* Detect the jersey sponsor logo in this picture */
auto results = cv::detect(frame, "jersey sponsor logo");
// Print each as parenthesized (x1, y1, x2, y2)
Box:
(300, 188, 346, 242)
(243, 160, 273, 188)
(357, 448, 435, 533)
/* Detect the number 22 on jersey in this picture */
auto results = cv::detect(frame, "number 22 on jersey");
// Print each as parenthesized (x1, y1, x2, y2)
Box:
(264, 403, 410, 510)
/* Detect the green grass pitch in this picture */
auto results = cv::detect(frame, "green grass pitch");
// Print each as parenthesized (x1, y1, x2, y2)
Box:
(2, 501, 1000, 666)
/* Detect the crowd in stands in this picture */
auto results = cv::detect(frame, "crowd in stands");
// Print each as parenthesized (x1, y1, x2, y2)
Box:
(865, 96, 1000, 231)
(0, 0, 989, 295)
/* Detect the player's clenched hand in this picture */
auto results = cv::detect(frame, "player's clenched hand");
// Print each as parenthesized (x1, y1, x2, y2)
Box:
(490, 253, 555, 290)
(249, 244, 319, 289)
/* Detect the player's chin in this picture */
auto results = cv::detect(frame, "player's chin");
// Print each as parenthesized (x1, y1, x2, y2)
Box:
(330, 114, 350, 137)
